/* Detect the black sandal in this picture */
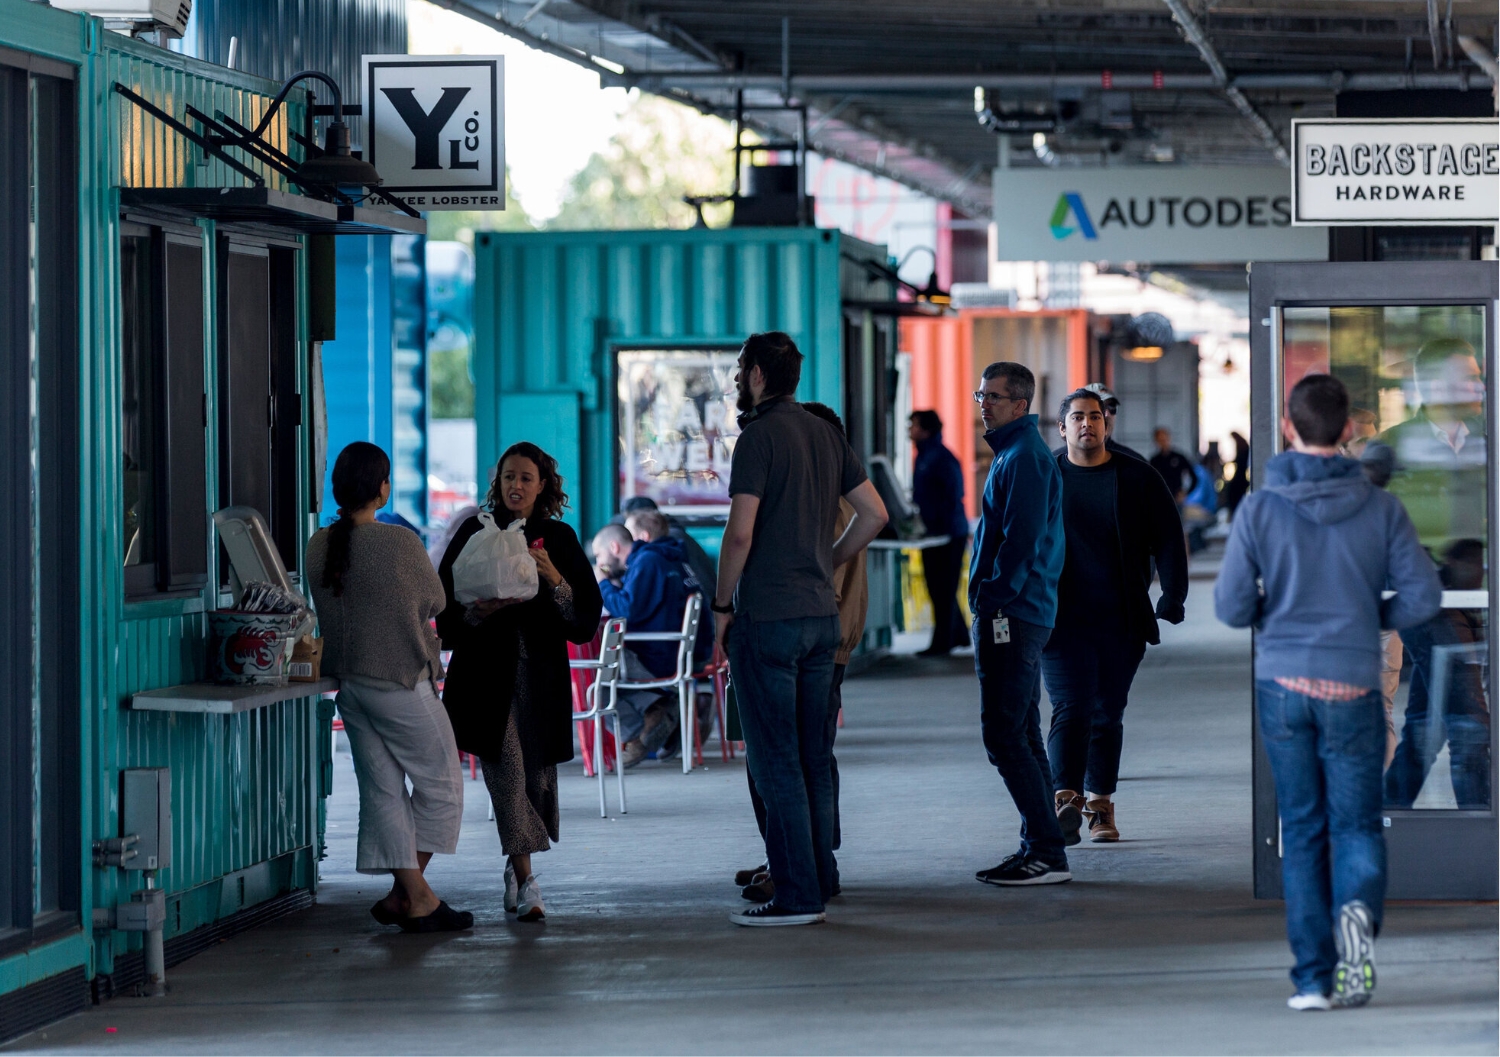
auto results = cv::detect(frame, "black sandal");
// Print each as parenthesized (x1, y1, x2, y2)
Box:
(370, 900, 402, 926)
(397, 901, 474, 934)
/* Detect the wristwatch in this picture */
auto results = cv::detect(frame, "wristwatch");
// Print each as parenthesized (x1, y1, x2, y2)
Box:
(710, 600, 735, 614)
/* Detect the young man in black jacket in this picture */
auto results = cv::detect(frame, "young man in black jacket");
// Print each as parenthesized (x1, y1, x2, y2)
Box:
(1045, 389, 1189, 844)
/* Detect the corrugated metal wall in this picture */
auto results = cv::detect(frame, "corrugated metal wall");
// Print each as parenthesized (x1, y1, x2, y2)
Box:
(472, 228, 851, 534)
(0, 7, 333, 998)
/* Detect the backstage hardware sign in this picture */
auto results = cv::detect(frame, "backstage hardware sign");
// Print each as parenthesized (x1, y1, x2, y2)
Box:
(362, 55, 504, 209)
(994, 167, 1325, 262)
(1292, 119, 1499, 225)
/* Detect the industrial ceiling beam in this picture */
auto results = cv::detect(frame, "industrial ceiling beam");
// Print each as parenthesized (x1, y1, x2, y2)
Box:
(1160, 0, 1290, 164)
(608, 70, 1491, 92)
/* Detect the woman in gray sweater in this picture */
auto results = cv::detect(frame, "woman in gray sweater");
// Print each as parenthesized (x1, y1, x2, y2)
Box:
(307, 442, 471, 933)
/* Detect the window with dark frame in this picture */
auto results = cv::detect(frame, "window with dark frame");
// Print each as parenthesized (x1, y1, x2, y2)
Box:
(119, 221, 209, 599)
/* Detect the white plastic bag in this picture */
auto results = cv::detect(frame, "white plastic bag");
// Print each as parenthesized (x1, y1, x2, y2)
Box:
(450, 514, 540, 604)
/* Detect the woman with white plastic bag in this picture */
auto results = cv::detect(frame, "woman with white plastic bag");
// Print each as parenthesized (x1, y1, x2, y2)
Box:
(437, 442, 602, 922)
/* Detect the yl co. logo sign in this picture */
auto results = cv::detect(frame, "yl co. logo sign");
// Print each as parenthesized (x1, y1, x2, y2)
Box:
(362, 55, 504, 210)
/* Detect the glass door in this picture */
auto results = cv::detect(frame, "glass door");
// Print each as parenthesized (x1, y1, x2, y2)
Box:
(1250, 260, 1499, 900)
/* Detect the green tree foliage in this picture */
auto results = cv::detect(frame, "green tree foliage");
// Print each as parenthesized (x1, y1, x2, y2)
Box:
(549, 95, 737, 230)
(428, 343, 474, 419)
(424, 169, 534, 247)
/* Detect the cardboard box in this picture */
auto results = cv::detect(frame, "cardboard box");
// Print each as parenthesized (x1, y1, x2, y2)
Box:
(289, 635, 323, 682)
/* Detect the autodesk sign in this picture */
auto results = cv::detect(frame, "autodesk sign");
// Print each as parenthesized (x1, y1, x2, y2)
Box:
(994, 167, 1325, 263)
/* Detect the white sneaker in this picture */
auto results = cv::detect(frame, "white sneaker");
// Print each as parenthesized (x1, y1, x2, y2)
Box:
(516, 874, 545, 922)
(503, 862, 519, 914)
(1287, 992, 1331, 1011)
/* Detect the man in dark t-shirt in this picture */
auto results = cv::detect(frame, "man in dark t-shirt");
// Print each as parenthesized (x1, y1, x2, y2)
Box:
(1044, 390, 1188, 846)
(713, 331, 887, 927)
(1150, 427, 1197, 502)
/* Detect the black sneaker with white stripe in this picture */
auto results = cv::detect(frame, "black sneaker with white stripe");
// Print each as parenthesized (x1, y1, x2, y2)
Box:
(975, 852, 1072, 886)
(729, 901, 826, 927)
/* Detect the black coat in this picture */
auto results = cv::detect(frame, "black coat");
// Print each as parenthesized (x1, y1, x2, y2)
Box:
(1054, 450, 1189, 645)
(437, 515, 603, 766)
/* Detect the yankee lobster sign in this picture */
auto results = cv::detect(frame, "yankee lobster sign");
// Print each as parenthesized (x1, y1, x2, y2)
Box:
(362, 55, 505, 210)
(1291, 118, 1499, 226)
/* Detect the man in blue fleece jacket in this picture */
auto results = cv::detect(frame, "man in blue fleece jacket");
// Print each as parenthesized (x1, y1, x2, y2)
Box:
(968, 361, 1069, 887)
(593, 523, 693, 765)
(1216, 374, 1440, 1013)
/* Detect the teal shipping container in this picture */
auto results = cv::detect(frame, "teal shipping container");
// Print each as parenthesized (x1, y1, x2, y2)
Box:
(472, 228, 894, 532)
(471, 227, 900, 654)
(0, 3, 420, 1040)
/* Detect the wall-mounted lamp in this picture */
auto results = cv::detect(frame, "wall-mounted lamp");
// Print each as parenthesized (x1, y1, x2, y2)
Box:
(228, 70, 382, 192)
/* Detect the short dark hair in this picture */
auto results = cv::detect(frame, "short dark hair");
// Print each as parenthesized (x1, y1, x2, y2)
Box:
(910, 409, 942, 434)
(980, 361, 1036, 409)
(1413, 337, 1479, 397)
(741, 331, 803, 398)
(1058, 388, 1104, 423)
(1286, 374, 1350, 446)
(621, 495, 659, 515)
(801, 400, 848, 438)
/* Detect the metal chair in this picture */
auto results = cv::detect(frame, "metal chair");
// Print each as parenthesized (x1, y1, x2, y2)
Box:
(569, 618, 627, 817)
(619, 593, 703, 775)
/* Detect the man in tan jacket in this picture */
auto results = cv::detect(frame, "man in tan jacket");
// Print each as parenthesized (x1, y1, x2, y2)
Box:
(737, 402, 870, 903)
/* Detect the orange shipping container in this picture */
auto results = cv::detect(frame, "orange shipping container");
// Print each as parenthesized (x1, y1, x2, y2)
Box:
(901, 309, 1090, 519)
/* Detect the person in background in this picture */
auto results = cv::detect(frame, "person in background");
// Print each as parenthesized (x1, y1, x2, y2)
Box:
(1222, 430, 1251, 517)
(438, 443, 603, 923)
(592, 519, 689, 767)
(307, 442, 471, 934)
(714, 331, 887, 927)
(1370, 338, 1491, 810)
(737, 402, 871, 905)
(1082, 382, 1147, 462)
(908, 409, 969, 657)
(1215, 374, 1440, 1011)
(1150, 427, 1196, 502)
(1044, 390, 1187, 846)
(968, 361, 1070, 886)
(618, 495, 718, 607)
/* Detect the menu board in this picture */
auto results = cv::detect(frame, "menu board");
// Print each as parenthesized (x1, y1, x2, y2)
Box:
(617, 348, 741, 514)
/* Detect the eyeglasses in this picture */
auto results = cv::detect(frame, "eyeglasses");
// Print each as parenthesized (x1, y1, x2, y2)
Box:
(973, 390, 1015, 405)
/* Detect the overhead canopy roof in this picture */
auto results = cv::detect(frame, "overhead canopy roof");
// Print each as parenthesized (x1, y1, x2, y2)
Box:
(432, 0, 1497, 218)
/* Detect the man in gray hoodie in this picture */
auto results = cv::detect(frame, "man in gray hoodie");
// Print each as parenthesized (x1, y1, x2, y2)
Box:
(1215, 374, 1441, 1013)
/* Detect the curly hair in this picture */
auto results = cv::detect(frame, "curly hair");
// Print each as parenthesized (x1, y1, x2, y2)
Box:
(485, 441, 570, 521)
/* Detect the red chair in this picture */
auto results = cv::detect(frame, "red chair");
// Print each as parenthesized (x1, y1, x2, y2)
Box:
(568, 622, 618, 778)
(691, 644, 733, 765)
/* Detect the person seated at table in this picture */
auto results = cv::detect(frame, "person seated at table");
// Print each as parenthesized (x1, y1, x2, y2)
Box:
(591, 523, 690, 767)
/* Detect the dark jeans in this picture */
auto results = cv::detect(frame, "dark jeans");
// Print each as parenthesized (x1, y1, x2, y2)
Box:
(750, 663, 846, 853)
(1384, 611, 1492, 810)
(973, 614, 1067, 865)
(728, 613, 841, 913)
(923, 537, 969, 652)
(1042, 626, 1146, 796)
(1257, 680, 1386, 995)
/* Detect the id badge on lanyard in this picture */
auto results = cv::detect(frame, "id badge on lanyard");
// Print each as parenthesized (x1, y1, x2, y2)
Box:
(992, 613, 1010, 645)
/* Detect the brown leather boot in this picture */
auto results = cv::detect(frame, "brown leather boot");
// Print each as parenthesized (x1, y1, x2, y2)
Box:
(1084, 797, 1119, 842)
(1054, 790, 1086, 846)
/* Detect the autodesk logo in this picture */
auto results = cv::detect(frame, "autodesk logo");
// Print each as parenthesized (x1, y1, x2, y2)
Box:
(1049, 192, 1097, 240)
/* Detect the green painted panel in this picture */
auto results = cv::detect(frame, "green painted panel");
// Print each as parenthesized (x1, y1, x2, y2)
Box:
(473, 227, 880, 536)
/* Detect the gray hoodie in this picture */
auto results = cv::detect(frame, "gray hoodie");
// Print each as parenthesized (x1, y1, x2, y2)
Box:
(1215, 451, 1441, 688)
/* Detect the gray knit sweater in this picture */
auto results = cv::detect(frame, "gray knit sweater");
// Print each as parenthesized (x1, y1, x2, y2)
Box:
(306, 523, 446, 689)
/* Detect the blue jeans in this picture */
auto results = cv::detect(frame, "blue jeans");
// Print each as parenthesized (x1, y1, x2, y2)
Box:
(973, 614, 1066, 865)
(728, 613, 841, 913)
(749, 663, 846, 854)
(1257, 680, 1386, 994)
(1043, 626, 1146, 796)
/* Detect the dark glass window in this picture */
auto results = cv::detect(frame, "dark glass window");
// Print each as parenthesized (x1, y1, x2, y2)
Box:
(121, 233, 156, 578)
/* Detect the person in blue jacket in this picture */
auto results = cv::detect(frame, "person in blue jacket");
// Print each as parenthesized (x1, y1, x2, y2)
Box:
(1216, 373, 1440, 1012)
(909, 410, 970, 656)
(591, 523, 692, 766)
(967, 361, 1069, 887)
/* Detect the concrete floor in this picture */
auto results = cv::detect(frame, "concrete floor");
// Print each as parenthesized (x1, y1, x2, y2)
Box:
(11, 592, 1498, 1055)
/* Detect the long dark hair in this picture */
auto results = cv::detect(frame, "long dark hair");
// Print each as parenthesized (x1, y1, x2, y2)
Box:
(323, 441, 390, 597)
(485, 442, 568, 522)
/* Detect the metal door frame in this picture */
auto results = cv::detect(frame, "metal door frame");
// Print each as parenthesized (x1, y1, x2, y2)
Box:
(1249, 259, 1500, 900)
